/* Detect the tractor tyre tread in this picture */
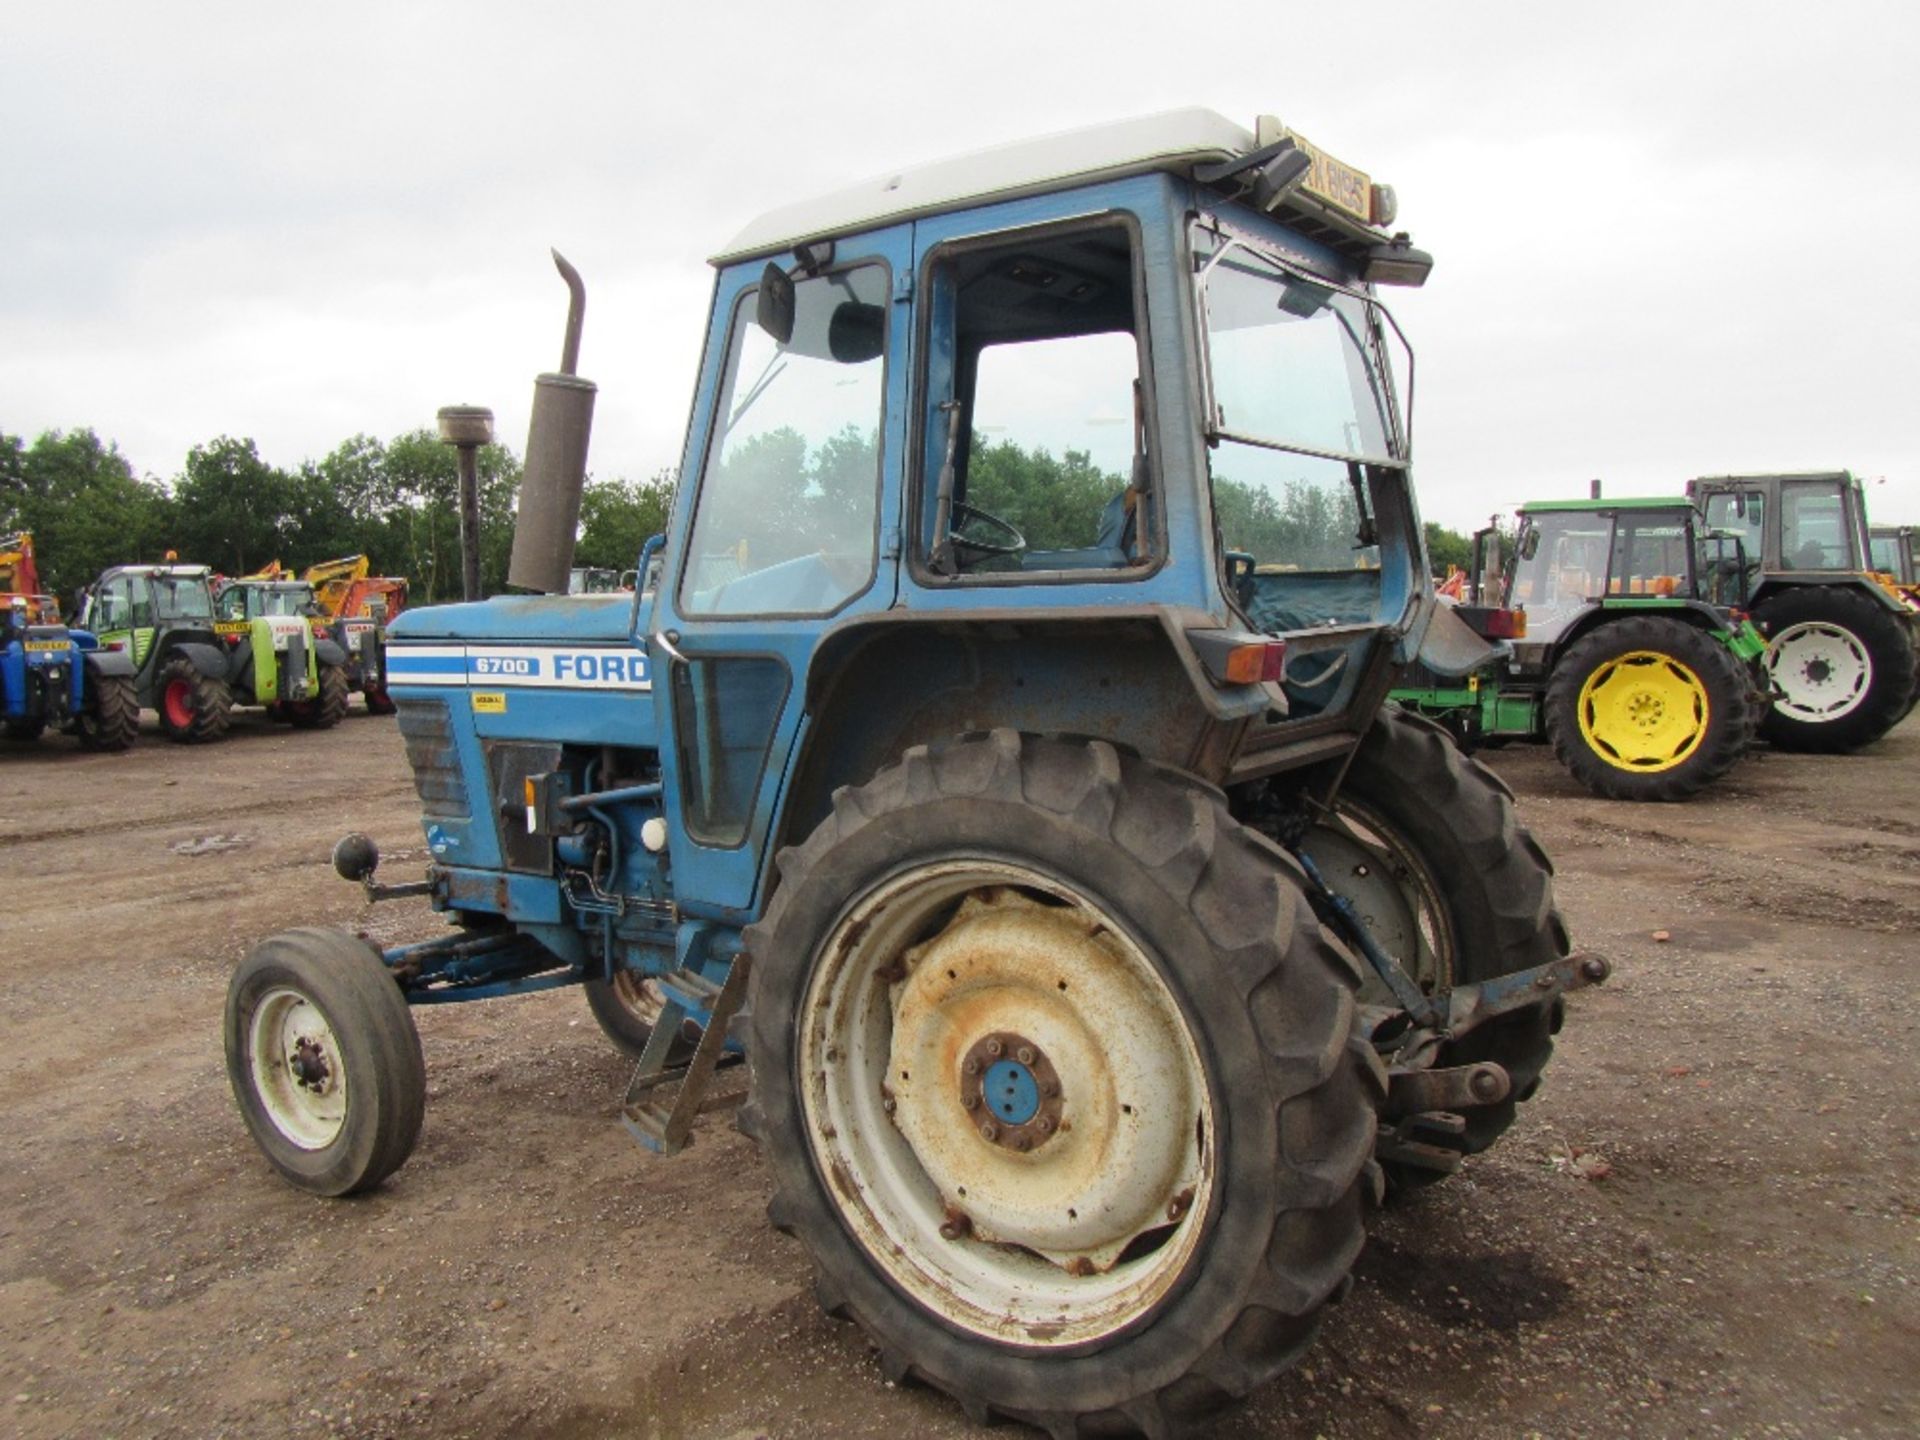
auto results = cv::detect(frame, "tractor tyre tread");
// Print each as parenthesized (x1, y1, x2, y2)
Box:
(1753, 587, 1916, 752)
(76, 672, 141, 752)
(158, 655, 232, 744)
(742, 729, 1374, 1438)
(1543, 616, 1753, 801)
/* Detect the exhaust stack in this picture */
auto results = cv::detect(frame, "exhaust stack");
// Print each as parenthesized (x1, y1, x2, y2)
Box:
(507, 250, 597, 593)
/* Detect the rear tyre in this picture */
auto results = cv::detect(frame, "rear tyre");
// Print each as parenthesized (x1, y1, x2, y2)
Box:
(583, 972, 695, 1062)
(75, 673, 140, 752)
(157, 656, 232, 744)
(1291, 707, 1569, 1192)
(224, 927, 426, 1197)
(1754, 587, 1916, 752)
(289, 662, 350, 729)
(1544, 617, 1751, 801)
(362, 685, 398, 716)
(739, 731, 1377, 1436)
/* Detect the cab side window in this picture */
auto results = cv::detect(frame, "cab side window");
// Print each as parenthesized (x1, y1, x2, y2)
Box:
(919, 222, 1152, 578)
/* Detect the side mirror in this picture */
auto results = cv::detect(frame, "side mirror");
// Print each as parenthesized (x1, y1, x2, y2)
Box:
(1519, 527, 1541, 561)
(756, 263, 795, 346)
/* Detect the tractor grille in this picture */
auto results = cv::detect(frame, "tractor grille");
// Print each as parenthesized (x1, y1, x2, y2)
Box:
(396, 699, 470, 819)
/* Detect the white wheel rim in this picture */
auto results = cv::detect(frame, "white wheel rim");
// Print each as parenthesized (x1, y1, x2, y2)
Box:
(799, 862, 1214, 1348)
(1766, 621, 1871, 721)
(249, 987, 348, 1149)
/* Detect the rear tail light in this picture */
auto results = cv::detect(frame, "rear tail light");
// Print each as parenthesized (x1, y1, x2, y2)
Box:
(1480, 608, 1528, 639)
(1223, 640, 1288, 684)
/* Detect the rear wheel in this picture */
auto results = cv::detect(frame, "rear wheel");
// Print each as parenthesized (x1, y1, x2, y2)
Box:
(224, 927, 425, 1196)
(1754, 587, 1916, 752)
(75, 673, 140, 752)
(1290, 707, 1569, 1191)
(739, 731, 1377, 1436)
(288, 662, 349, 729)
(1544, 616, 1752, 801)
(157, 656, 232, 744)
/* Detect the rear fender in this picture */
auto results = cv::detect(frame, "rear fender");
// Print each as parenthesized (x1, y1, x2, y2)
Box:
(314, 636, 348, 668)
(171, 641, 230, 681)
(84, 648, 135, 679)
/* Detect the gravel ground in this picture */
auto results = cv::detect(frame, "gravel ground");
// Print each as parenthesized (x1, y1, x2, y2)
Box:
(0, 705, 1914, 1439)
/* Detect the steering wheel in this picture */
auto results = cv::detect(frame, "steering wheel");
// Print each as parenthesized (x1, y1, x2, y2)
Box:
(949, 501, 1027, 565)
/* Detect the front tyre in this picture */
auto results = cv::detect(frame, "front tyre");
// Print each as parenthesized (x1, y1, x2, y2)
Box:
(583, 972, 694, 1062)
(157, 656, 232, 744)
(75, 673, 140, 752)
(1544, 616, 1752, 801)
(288, 662, 350, 730)
(739, 732, 1378, 1437)
(224, 927, 426, 1197)
(1754, 587, 1916, 752)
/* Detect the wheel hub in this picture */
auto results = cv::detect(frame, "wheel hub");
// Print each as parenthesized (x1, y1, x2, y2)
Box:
(1766, 621, 1871, 720)
(289, 1035, 333, 1092)
(1577, 650, 1708, 771)
(962, 1032, 1062, 1150)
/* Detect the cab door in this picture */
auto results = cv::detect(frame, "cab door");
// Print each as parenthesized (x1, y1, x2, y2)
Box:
(647, 224, 912, 920)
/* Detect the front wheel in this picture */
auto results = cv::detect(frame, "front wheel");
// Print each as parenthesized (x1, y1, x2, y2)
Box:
(75, 673, 140, 752)
(583, 972, 694, 1062)
(288, 662, 349, 730)
(1754, 587, 1916, 752)
(157, 656, 232, 744)
(739, 732, 1378, 1436)
(224, 928, 426, 1196)
(3, 716, 46, 742)
(1544, 616, 1752, 801)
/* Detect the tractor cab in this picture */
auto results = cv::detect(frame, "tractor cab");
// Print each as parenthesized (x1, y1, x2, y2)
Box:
(209, 576, 349, 723)
(1869, 524, 1918, 601)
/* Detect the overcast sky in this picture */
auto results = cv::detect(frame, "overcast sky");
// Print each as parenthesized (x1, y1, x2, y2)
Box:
(3, 1, 1915, 533)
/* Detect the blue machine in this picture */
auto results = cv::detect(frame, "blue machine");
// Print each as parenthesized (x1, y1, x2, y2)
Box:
(1, 595, 139, 751)
(224, 110, 1607, 1435)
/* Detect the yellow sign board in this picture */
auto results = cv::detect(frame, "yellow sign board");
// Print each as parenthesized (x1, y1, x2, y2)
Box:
(471, 692, 507, 714)
(214, 620, 250, 637)
(23, 640, 68, 653)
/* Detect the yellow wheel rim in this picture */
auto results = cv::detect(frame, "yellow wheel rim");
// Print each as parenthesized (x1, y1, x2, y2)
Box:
(1576, 650, 1709, 773)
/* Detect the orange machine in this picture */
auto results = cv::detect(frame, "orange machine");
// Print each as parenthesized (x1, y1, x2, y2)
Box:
(0, 532, 60, 624)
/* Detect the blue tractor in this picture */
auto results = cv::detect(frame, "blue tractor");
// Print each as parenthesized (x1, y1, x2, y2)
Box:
(224, 111, 1607, 1435)
(1, 532, 140, 751)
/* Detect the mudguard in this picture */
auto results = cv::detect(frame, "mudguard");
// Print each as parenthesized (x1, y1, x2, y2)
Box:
(172, 641, 230, 680)
(314, 637, 348, 667)
(84, 648, 136, 680)
(1416, 602, 1509, 679)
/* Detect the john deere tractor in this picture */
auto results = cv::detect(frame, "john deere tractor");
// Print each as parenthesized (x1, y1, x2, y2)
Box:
(1393, 498, 1765, 800)
(1, 533, 140, 750)
(213, 576, 351, 728)
(1688, 472, 1919, 750)
(222, 111, 1608, 1436)
(76, 564, 234, 743)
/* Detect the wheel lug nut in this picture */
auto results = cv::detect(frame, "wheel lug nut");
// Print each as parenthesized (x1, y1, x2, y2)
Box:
(1015, 1046, 1034, 1065)
(1015, 1136, 1030, 1152)
(1036, 1117, 1053, 1135)
(962, 1094, 978, 1110)
(985, 1039, 1003, 1058)
(979, 1122, 998, 1142)
(963, 1059, 979, 1076)
(882, 1096, 896, 1114)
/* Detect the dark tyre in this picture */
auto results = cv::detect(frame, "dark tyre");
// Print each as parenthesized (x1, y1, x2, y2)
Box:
(583, 972, 695, 1062)
(738, 731, 1379, 1437)
(1543, 616, 1752, 801)
(75, 673, 140, 752)
(224, 927, 426, 1197)
(1754, 587, 1917, 752)
(1292, 707, 1569, 1190)
(157, 656, 232, 744)
(3, 716, 46, 742)
(362, 685, 398, 716)
(288, 662, 350, 730)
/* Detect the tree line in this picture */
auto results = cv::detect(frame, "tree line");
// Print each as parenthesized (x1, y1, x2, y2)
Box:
(0, 426, 674, 606)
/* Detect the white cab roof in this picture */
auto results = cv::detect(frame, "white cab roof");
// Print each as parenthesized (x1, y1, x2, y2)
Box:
(713, 108, 1259, 264)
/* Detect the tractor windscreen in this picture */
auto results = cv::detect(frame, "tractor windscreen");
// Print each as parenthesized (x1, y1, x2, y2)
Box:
(1193, 223, 1411, 635)
(257, 587, 314, 616)
(1509, 513, 1609, 642)
(153, 576, 214, 621)
(1779, 481, 1866, 571)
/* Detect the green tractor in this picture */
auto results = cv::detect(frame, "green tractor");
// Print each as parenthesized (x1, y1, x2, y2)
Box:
(1393, 497, 1766, 800)
(212, 577, 351, 729)
(1688, 473, 1920, 750)
(75, 564, 234, 743)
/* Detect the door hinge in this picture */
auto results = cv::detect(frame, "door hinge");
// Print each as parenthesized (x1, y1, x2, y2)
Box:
(893, 271, 914, 303)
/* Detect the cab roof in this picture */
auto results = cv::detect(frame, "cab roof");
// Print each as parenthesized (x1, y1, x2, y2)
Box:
(1519, 496, 1692, 515)
(101, 564, 211, 579)
(713, 108, 1393, 264)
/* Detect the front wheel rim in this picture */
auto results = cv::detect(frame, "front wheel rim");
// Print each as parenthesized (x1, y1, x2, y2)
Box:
(799, 861, 1214, 1349)
(249, 987, 348, 1149)
(162, 678, 194, 729)
(1577, 650, 1710, 771)
(1766, 622, 1871, 721)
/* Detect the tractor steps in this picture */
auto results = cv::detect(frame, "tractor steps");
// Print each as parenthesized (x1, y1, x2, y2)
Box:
(620, 957, 751, 1156)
